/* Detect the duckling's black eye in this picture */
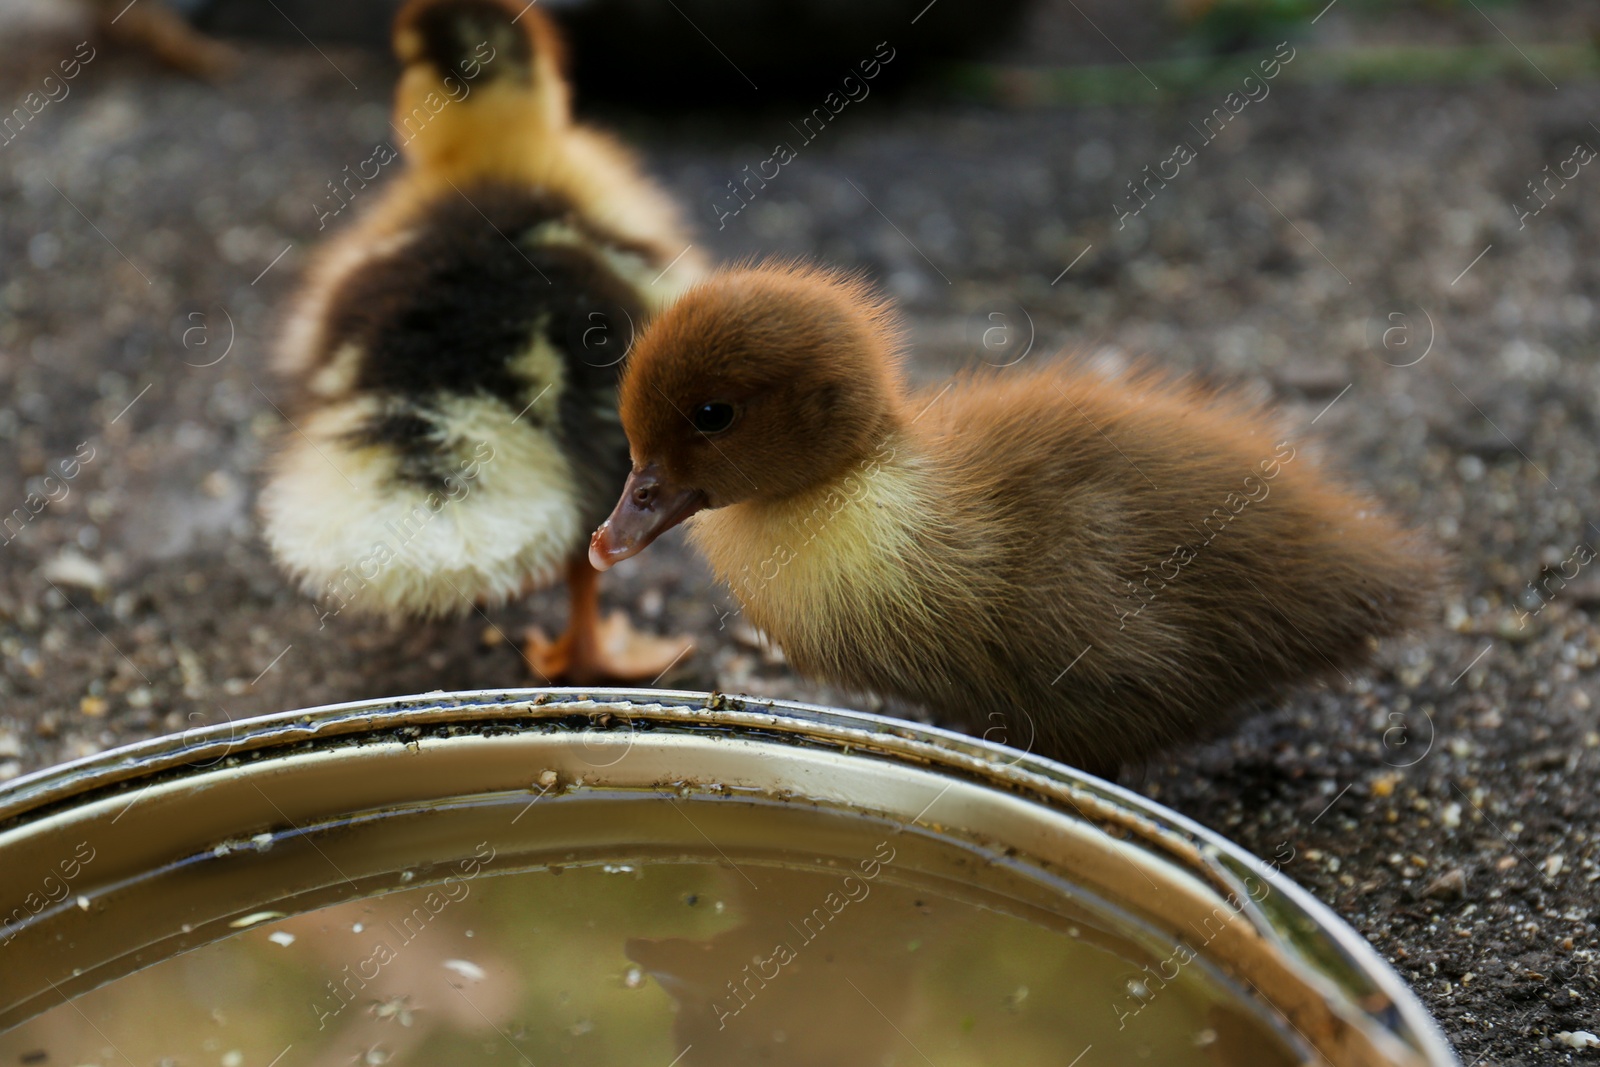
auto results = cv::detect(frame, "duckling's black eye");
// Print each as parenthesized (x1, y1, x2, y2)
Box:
(692, 402, 736, 435)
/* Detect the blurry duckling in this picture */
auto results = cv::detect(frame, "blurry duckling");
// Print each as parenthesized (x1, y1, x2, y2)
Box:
(590, 261, 1438, 772)
(260, 0, 703, 683)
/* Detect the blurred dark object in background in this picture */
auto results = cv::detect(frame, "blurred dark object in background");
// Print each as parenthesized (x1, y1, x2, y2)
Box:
(193, 0, 399, 48)
(0, 0, 236, 82)
(189, 0, 1032, 101)
(553, 0, 1033, 100)
(104, 0, 239, 79)
(1168, 0, 1318, 54)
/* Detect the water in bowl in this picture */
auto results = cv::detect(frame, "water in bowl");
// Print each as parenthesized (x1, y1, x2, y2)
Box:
(0, 789, 1303, 1066)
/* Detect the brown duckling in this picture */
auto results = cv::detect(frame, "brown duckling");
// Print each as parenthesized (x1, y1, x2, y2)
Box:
(260, 0, 702, 683)
(590, 261, 1438, 772)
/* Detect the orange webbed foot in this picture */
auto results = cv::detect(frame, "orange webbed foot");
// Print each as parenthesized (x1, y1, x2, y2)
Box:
(521, 625, 573, 682)
(524, 554, 694, 686)
(523, 613, 693, 687)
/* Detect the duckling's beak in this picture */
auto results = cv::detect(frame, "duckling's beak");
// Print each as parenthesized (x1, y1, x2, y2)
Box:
(590, 465, 706, 571)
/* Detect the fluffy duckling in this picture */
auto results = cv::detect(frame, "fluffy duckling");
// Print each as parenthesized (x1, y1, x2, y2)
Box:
(260, 0, 702, 683)
(591, 262, 1438, 772)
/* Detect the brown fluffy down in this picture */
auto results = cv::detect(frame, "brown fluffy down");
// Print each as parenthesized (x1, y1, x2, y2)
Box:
(616, 261, 1442, 773)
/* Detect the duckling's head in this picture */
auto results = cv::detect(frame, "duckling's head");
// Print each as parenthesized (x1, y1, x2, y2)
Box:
(392, 0, 571, 170)
(591, 261, 905, 569)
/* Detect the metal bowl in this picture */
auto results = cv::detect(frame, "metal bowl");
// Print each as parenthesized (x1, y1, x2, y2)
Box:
(0, 688, 1455, 1064)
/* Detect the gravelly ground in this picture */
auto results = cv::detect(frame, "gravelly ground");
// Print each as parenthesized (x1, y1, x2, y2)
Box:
(1, 4, 1599, 1063)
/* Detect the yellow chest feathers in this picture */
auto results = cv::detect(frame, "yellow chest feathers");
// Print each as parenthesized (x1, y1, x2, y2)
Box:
(687, 438, 941, 647)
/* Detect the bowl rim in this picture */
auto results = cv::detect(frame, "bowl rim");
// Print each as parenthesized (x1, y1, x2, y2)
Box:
(0, 686, 1457, 1065)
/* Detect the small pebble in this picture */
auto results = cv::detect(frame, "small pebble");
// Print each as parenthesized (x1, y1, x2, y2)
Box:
(1421, 869, 1467, 901)
(41, 550, 108, 592)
